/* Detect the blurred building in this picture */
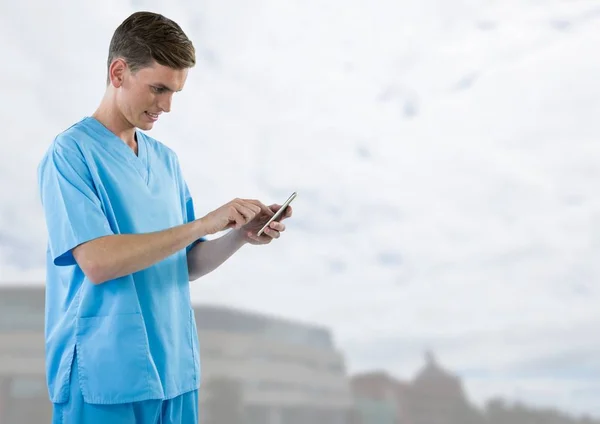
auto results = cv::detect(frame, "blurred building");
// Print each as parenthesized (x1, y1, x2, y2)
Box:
(351, 352, 482, 424)
(0, 285, 354, 424)
(350, 372, 410, 424)
(0, 286, 48, 424)
(407, 352, 483, 424)
(194, 304, 354, 424)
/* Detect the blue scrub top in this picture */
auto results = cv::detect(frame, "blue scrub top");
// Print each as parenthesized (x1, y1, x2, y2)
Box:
(37, 117, 202, 405)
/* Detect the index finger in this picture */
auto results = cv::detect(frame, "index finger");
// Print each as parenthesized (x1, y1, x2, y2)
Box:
(245, 199, 274, 216)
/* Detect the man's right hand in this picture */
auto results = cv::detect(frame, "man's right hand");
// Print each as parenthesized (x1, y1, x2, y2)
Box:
(199, 198, 273, 235)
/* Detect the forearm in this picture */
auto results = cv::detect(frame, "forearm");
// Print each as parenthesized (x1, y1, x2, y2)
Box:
(187, 230, 247, 281)
(74, 220, 207, 285)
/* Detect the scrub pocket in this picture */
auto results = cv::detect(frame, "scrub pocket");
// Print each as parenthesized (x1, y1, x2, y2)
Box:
(75, 313, 163, 404)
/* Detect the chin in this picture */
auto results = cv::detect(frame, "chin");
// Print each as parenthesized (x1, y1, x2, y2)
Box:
(138, 122, 154, 131)
(136, 118, 155, 131)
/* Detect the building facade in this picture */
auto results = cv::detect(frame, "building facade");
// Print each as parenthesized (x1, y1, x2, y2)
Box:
(0, 285, 354, 424)
(350, 372, 411, 424)
(193, 304, 354, 424)
(351, 353, 482, 424)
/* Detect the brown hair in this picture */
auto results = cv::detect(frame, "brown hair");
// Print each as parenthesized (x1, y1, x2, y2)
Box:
(106, 11, 196, 83)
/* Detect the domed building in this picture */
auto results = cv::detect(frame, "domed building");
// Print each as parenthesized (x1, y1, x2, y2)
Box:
(350, 371, 411, 424)
(350, 352, 484, 424)
(406, 352, 483, 424)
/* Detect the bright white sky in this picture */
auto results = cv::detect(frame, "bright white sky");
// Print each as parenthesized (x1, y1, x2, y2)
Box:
(2, 0, 600, 417)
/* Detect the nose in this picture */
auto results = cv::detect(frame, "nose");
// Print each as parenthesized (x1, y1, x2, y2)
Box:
(158, 93, 173, 113)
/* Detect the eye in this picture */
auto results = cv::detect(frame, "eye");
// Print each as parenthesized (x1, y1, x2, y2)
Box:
(151, 86, 166, 94)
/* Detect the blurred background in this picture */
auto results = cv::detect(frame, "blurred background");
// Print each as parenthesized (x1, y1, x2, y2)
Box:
(1, 0, 600, 423)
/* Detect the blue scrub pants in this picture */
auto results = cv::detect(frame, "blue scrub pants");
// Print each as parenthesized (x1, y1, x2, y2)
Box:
(52, 351, 199, 424)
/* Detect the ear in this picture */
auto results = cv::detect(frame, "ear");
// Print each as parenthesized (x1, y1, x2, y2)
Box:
(108, 58, 127, 88)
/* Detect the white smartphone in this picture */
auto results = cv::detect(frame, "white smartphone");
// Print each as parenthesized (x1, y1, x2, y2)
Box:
(257, 192, 297, 236)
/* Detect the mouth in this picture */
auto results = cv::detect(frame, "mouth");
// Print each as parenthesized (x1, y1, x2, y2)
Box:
(145, 111, 160, 122)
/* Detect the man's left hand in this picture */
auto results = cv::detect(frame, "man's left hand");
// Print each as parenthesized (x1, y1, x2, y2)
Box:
(238, 203, 293, 245)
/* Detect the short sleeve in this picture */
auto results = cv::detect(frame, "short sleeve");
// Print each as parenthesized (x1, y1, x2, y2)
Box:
(183, 181, 196, 224)
(174, 155, 206, 253)
(183, 181, 206, 253)
(38, 137, 114, 266)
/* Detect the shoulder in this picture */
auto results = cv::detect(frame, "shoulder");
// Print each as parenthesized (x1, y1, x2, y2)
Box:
(39, 124, 77, 167)
(47, 118, 97, 157)
(38, 118, 96, 177)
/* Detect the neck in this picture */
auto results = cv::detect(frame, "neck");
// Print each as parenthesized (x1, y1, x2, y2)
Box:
(92, 92, 137, 148)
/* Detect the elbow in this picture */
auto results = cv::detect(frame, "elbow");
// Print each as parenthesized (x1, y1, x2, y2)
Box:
(187, 255, 197, 282)
(86, 266, 109, 285)
(81, 261, 110, 285)
(187, 261, 206, 282)
(187, 264, 199, 282)
(188, 267, 208, 282)
(73, 248, 110, 285)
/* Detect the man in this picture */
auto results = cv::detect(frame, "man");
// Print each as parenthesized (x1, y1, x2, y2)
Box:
(37, 11, 292, 424)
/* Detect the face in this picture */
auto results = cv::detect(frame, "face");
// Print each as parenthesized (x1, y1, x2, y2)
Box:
(110, 59, 188, 131)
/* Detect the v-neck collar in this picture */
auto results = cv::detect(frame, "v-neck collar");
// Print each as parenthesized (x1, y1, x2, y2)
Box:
(84, 116, 150, 185)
